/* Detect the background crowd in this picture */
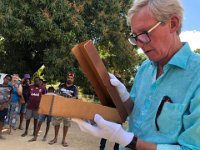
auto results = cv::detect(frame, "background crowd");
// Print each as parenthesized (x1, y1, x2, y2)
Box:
(0, 72, 79, 148)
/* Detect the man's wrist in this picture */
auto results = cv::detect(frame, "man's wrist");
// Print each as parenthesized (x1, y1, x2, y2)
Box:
(125, 136, 138, 150)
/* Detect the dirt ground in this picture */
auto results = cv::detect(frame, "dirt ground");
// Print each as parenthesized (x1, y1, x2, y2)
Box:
(0, 120, 116, 150)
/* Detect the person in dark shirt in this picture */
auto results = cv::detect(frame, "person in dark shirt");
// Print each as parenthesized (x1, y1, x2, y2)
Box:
(49, 72, 78, 147)
(18, 76, 31, 130)
(21, 77, 45, 137)
(0, 74, 12, 139)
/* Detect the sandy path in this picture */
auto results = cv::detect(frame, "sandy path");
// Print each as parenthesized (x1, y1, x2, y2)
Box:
(0, 121, 115, 150)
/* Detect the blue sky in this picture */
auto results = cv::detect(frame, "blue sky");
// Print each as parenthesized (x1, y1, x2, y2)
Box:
(180, 0, 200, 50)
(181, 0, 200, 31)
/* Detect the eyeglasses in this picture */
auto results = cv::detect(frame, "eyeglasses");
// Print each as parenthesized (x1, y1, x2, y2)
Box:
(128, 22, 161, 45)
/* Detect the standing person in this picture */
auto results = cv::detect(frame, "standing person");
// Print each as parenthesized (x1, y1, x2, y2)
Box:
(5, 74, 22, 134)
(18, 74, 31, 130)
(0, 75, 12, 139)
(49, 72, 78, 147)
(72, 0, 200, 149)
(21, 77, 45, 137)
(40, 79, 48, 94)
(28, 86, 55, 142)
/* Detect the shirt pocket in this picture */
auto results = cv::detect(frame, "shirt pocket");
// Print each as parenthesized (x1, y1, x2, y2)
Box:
(157, 103, 185, 135)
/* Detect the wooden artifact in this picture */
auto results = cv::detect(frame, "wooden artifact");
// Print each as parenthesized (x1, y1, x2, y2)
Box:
(39, 94, 122, 123)
(38, 40, 128, 123)
(71, 40, 128, 122)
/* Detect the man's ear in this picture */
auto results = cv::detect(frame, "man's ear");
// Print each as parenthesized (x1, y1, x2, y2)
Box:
(170, 16, 180, 33)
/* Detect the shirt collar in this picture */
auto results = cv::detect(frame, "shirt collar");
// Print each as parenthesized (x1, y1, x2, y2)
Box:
(150, 42, 192, 69)
(168, 42, 192, 69)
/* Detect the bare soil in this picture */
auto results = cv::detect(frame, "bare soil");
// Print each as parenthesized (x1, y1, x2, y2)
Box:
(0, 121, 115, 150)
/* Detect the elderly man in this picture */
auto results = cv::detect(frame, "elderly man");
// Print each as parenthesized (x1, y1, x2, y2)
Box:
(73, 0, 200, 149)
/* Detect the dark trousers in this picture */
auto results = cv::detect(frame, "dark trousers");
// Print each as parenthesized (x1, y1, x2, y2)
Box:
(0, 108, 8, 122)
(100, 138, 119, 150)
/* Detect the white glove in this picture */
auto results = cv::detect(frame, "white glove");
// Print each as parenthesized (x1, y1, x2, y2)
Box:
(109, 73, 130, 102)
(72, 114, 134, 147)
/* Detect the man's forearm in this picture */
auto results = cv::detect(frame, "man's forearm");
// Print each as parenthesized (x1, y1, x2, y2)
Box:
(123, 98, 156, 149)
(136, 138, 157, 150)
(124, 97, 134, 115)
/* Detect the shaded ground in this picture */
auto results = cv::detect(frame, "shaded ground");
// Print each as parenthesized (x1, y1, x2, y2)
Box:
(0, 121, 115, 150)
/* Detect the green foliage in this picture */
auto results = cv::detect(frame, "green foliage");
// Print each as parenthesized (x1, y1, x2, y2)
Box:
(0, 0, 88, 77)
(81, 0, 139, 91)
(194, 48, 200, 54)
(0, 0, 141, 94)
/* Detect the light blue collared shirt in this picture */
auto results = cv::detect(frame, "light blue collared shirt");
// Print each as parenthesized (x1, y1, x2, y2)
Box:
(129, 43, 200, 150)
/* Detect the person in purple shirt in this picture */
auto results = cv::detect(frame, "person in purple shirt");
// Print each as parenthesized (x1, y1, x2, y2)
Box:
(21, 77, 45, 137)
(28, 86, 55, 142)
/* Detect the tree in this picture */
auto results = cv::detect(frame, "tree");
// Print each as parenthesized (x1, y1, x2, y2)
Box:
(75, 0, 140, 91)
(0, 0, 87, 75)
(0, 0, 140, 93)
(194, 48, 200, 54)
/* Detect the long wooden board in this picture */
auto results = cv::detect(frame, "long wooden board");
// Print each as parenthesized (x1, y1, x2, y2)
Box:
(38, 94, 122, 123)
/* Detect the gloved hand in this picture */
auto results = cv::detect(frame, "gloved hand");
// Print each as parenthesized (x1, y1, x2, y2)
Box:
(109, 73, 130, 102)
(72, 114, 134, 147)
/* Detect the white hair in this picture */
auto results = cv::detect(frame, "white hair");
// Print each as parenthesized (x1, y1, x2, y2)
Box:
(127, 0, 183, 34)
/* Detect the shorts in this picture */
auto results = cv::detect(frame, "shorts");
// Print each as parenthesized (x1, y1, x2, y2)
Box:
(19, 103, 27, 113)
(25, 109, 39, 120)
(52, 116, 71, 127)
(38, 114, 52, 122)
(0, 108, 8, 122)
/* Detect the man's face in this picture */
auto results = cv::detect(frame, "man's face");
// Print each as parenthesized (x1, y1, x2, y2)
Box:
(23, 78, 30, 85)
(66, 76, 74, 85)
(34, 78, 41, 86)
(4, 76, 11, 85)
(130, 6, 174, 63)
